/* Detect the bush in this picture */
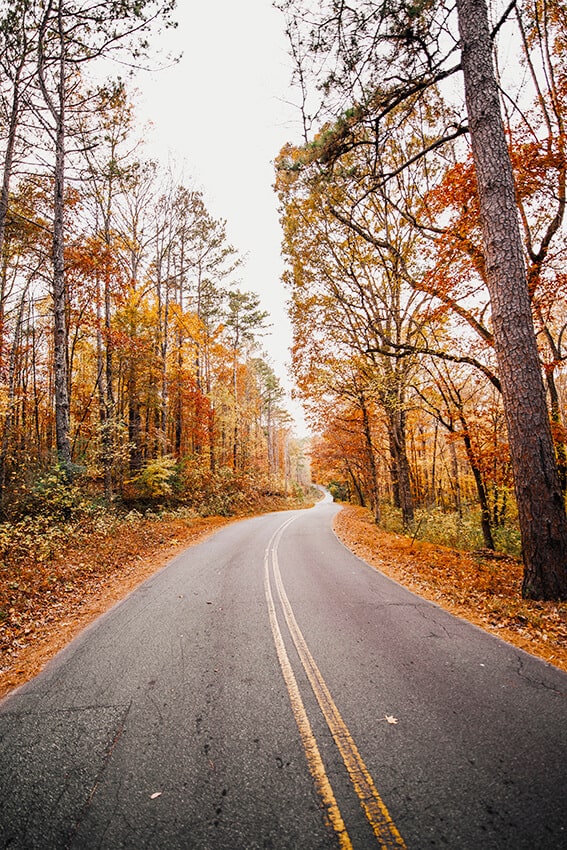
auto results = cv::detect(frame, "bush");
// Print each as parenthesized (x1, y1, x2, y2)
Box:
(15, 464, 89, 522)
(384, 504, 521, 557)
(129, 456, 179, 500)
(327, 480, 350, 502)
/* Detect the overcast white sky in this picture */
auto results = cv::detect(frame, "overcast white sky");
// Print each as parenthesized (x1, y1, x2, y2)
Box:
(133, 2, 307, 431)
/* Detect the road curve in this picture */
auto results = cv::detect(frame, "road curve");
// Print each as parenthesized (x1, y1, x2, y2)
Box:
(1, 496, 566, 849)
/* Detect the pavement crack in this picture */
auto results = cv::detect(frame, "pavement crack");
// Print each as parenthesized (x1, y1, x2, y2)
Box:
(64, 700, 132, 849)
(414, 603, 453, 639)
(515, 654, 564, 694)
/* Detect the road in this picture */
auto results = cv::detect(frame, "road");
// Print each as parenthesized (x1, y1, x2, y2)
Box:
(1, 495, 566, 849)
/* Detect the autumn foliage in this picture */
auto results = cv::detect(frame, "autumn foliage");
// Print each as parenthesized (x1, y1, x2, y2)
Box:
(276, 0, 567, 598)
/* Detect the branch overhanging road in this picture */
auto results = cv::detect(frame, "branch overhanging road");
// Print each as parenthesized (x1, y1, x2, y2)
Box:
(1, 494, 566, 849)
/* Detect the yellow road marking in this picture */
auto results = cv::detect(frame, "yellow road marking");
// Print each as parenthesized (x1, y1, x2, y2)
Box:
(264, 526, 353, 850)
(269, 518, 407, 849)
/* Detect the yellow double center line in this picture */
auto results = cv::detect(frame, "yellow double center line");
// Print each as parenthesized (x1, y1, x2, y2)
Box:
(264, 516, 407, 850)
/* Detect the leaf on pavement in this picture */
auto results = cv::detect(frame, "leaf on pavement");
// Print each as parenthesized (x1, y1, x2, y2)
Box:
(385, 715, 399, 724)
(150, 791, 162, 799)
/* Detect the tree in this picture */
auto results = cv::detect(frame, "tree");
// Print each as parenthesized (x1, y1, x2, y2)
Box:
(223, 289, 269, 470)
(278, 0, 567, 599)
(80, 81, 135, 499)
(0, 0, 35, 272)
(33, 0, 177, 476)
(456, 0, 567, 598)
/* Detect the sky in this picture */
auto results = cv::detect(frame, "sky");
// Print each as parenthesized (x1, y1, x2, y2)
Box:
(132, 2, 308, 431)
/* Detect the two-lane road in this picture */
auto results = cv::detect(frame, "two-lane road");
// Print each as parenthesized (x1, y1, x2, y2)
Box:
(1, 496, 566, 848)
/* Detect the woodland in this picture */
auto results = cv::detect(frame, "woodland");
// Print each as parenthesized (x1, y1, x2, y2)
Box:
(2, 0, 567, 685)
(276, 0, 567, 600)
(0, 2, 309, 519)
(0, 0, 316, 668)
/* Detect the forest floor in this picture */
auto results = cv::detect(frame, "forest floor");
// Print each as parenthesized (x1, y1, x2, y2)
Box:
(1, 499, 567, 700)
(334, 505, 567, 675)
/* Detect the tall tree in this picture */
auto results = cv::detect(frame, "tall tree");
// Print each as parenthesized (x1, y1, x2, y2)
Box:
(223, 289, 269, 470)
(279, 0, 567, 599)
(34, 0, 176, 476)
(456, 0, 567, 598)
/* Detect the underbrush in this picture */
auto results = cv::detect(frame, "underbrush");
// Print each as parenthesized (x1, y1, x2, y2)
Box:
(376, 503, 522, 557)
(1, 469, 315, 573)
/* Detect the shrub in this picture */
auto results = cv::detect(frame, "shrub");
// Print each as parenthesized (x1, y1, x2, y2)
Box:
(15, 464, 89, 522)
(327, 480, 350, 502)
(129, 456, 179, 500)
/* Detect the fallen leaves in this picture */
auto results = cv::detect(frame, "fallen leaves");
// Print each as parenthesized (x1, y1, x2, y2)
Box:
(385, 715, 399, 725)
(0, 514, 234, 697)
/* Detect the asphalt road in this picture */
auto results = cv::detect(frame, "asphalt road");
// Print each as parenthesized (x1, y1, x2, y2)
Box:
(1, 495, 566, 849)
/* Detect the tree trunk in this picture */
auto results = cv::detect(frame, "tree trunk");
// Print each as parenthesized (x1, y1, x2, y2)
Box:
(545, 367, 567, 495)
(457, 0, 567, 599)
(128, 371, 143, 472)
(449, 435, 463, 517)
(0, 288, 26, 514)
(38, 0, 72, 475)
(460, 418, 495, 550)
(0, 53, 23, 266)
(386, 412, 414, 528)
(96, 275, 113, 501)
(52, 65, 72, 474)
(359, 392, 381, 523)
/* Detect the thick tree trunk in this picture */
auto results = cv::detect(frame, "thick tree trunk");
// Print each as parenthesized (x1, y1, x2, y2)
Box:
(386, 412, 414, 528)
(457, 0, 567, 598)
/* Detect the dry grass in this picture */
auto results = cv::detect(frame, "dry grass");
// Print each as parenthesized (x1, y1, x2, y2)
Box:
(334, 504, 567, 674)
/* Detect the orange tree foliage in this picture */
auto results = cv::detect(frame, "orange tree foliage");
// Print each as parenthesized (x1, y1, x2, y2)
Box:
(0, 129, 296, 516)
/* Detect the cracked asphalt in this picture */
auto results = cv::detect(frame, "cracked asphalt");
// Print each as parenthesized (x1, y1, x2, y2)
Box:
(1, 498, 566, 849)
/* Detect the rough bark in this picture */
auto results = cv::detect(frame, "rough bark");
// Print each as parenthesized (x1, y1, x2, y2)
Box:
(386, 411, 414, 528)
(457, 0, 567, 598)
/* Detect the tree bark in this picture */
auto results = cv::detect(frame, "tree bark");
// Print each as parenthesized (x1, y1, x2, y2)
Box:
(386, 411, 414, 528)
(37, 0, 73, 475)
(456, 0, 567, 598)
